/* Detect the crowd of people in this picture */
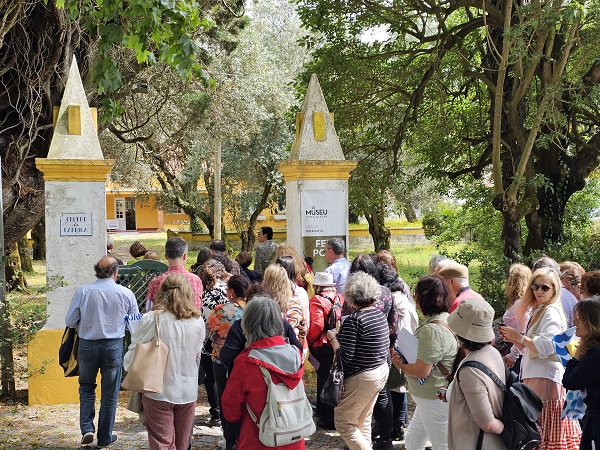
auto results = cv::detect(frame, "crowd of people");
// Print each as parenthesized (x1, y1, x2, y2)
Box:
(66, 232, 600, 450)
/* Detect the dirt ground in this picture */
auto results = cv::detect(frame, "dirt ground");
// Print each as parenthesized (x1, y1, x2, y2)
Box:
(0, 358, 407, 450)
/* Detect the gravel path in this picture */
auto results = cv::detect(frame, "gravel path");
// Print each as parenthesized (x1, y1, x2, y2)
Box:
(0, 390, 407, 449)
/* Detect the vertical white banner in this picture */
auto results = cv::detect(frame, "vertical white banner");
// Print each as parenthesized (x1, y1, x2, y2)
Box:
(301, 189, 347, 272)
(300, 189, 346, 237)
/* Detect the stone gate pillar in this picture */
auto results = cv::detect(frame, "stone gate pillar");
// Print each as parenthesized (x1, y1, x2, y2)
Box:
(28, 57, 113, 405)
(278, 74, 357, 272)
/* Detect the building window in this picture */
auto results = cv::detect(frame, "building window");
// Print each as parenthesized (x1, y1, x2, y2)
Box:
(115, 199, 124, 219)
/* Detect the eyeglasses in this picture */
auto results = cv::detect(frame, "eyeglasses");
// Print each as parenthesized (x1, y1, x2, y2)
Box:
(531, 283, 552, 293)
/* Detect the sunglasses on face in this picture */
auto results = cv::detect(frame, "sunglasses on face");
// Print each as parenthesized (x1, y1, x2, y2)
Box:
(531, 283, 552, 292)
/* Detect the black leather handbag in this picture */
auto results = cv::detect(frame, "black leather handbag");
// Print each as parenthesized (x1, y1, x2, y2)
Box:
(321, 351, 344, 407)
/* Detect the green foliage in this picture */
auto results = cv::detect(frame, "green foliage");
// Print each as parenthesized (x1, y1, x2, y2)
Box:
(0, 287, 47, 388)
(102, 0, 309, 241)
(293, 0, 600, 257)
(422, 175, 600, 313)
(61, 0, 227, 95)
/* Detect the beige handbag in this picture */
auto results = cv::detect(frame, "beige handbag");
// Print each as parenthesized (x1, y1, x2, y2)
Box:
(121, 312, 169, 393)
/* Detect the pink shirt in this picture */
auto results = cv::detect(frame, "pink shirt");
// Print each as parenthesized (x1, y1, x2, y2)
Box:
(146, 265, 203, 311)
(448, 287, 484, 313)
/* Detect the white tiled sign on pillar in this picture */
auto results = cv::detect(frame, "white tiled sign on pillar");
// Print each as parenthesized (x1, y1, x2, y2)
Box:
(301, 189, 347, 272)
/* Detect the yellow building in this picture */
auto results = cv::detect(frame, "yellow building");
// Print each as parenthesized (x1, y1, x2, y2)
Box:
(105, 184, 286, 233)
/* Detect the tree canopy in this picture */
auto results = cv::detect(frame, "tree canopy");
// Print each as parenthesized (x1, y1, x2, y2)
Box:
(294, 0, 600, 257)
(0, 0, 244, 248)
(102, 0, 309, 249)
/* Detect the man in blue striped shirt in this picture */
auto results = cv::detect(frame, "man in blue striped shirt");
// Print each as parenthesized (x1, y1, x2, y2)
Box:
(65, 256, 138, 448)
(324, 237, 351, 294)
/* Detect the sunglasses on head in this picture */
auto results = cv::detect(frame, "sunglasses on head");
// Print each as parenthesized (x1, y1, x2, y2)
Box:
(531, 283, 552, 292)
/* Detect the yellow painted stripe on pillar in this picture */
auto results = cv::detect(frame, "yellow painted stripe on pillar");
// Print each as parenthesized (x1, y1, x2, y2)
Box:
(53, 106, 59, 128)
(90, 107, 98, 132)
(295, 112, 304, 141)
(28, 328, 100, 405)
(68, 105, 82, 135)
(313, 111, 326, 141)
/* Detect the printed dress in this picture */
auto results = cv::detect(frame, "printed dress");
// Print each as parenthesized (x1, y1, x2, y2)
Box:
(207, 301, 244, 364)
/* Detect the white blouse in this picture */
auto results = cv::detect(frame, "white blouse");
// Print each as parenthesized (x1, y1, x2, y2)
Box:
(124, 310, 205, 404)
(521, 302, 567, 383)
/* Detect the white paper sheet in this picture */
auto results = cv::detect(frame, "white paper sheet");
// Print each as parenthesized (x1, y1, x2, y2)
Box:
(395, 327, 418, 364)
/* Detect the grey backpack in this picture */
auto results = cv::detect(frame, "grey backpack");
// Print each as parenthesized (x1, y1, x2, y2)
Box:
(246, 365, 316, 447)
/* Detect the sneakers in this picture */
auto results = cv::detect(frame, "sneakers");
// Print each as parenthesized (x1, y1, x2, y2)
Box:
(391, 420, 405, 441)
(208, 416, 221, 427)
(97, 434, 118, 448)
(80, 432, 94, 446)
(315, 418, 336, 430)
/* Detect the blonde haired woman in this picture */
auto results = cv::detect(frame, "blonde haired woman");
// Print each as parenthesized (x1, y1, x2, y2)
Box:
(504, 263, 532, 310)
(264, 264, 307, 348)
(275, 242, 315, 297)
(502, 263, 533, 369)
(500, 267, 581, 450)
(125, 274, 205, 450)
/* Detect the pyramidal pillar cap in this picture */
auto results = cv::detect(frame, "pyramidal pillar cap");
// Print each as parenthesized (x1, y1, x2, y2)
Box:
(46, 56, 104, 160)
(290, 74, 345, 161)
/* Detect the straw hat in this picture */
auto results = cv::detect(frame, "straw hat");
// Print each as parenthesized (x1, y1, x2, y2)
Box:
(313, 272, 335, 287)
(447, 298, 495, 343)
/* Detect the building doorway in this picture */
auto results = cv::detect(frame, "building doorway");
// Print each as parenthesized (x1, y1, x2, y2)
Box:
(115, 198, 137, 231)
(125, 198, 136, 230)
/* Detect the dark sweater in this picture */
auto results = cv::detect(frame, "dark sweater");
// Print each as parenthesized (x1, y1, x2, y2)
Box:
(563, 345, 600, 450)
(219, 318, 302, 369)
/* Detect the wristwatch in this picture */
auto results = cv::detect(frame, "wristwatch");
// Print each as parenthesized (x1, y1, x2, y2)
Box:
(519, 334, 526, 345)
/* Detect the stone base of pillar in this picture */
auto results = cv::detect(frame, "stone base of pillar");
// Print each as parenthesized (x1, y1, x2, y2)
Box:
(28, 329, 99, 405)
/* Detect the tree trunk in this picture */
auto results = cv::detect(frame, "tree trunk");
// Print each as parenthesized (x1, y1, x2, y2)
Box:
(500, 210, 520, 262)
(404, 201, 418, 223)
(5, 243, 26, 291)
(239, 231, 250, 252)
(31, 218, 46, 260)
(0, 307, 15, 399)
(365, 203, 390, 251)
(240, 182, 272, 252)
(18, 237, 33, 273)
(523, 144, 583, 254)
(1, 3, 88, 250)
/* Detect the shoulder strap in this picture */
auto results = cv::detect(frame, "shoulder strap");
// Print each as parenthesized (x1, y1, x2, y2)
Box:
(431, 320, 458, 376)
(154, 311, 161, 343)
(246, 366, 273, 426)
(476, 429, 484, 450)
(333, 349, 343, 371)
(431, 319, 454, 335)
(320, 293, 339, 305)
(458, 360, 506, 391)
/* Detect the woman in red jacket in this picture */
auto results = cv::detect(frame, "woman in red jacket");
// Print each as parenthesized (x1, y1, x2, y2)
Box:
(222, 295, 306, 450)
(307, 272, 345, 430)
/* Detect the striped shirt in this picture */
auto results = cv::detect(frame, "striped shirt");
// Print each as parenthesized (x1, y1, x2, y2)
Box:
(337, 307, 389, 378)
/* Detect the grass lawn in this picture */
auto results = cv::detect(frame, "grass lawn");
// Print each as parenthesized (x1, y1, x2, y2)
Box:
(16, 232, 473, 312)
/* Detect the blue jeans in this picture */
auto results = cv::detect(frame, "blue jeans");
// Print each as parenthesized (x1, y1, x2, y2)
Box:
(78, 338, 123, 446)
